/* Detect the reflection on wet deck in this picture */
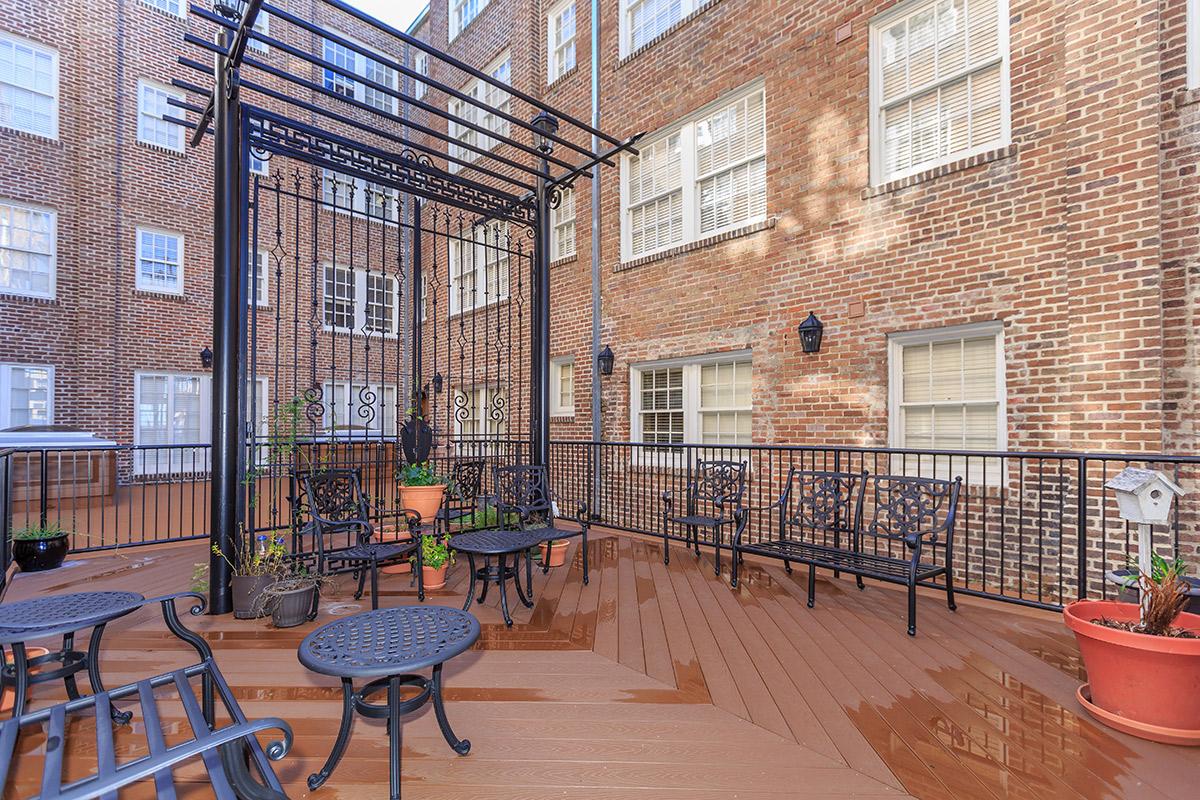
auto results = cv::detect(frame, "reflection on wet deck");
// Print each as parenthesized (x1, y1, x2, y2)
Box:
(4, 530, 1195, 799)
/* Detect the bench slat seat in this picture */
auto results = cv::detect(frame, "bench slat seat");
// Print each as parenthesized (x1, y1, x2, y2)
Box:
(738, 539, 947, 582)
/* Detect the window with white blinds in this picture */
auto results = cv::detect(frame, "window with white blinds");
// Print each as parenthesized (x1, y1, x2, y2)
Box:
(0, 200, 55, 299)
(138, 81, 185, 152)
(322, 381, 399, 435)
(0, 363, 53, 428)
(448, 52, 510, 172)
(453, 386, 508, 439)
(322, 169, 400, 222)
(449, 222, 509, 314)
(135, 374, 267, 474)
(450, 0, 489, 40)
(621, 84, 765, 261)
(870, 0, 1008, 185)
(412, 52, 428, 99)
(0, 34, 58, 139)
(322, 35, 398, 115)
(251, 249, 269, 306)
(548, 0, 576, 82)
(631, 355, 752, 458)
(889, 323, 1004, 457)
(621, 0, 711, 57)
(136, 228, 184, 294)
(551, 187, 576, 260)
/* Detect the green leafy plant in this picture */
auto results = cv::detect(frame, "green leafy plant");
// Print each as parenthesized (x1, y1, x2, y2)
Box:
(12, 522, 67, 541)
(396, 461, 448, 488)
(210, 533, 290, 578)
(460, 506, 518, 530)
(413, 534, 455, 570)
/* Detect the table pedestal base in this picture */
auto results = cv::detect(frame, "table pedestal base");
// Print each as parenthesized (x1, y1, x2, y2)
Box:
(461, 552, 535, 627)
(1, 626, 130, 723)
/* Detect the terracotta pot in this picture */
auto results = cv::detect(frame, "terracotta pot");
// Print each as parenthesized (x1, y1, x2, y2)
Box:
(232, 574, 277, 619)
(399, 483, 446, 525)
(1, 647, 50, 713)
(422, 564, 448, 590)
(12, 534, 69, 572)
(378, 527, 413, 574)
(539, 540, 568, 568)
(1063, 599, 1200, 745)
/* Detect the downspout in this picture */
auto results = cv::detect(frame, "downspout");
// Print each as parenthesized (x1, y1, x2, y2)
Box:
(589, 0, 602, 517)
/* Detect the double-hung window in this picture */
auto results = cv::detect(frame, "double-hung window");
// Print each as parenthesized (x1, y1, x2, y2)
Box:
(323, 263, 400, 335)
(0, 363, 53, 427)
(139, 0, 182, 16)
(0, 200, 55, 299)
(449, 222, 509, 314)
(621, 0, 711, 57)
(136, 228, 184, 294)
(453, 385, 508, 444)
(869, 0, 1009, 185)
(322, 35, 398, 115)
(550, 187, 576, 260)
(450, 0, 489, 40)
(630, 354, 752, 459)
(0, 33, 58, 139)
(548, 0, 576, 82)
(251, 249, 269, 306)
(138, 80, 185, 152)
(621, 84, 765, 261)
(323, 381, 399, 436)
(412, 51, 429, 99)
(247, 12, 270, 54)
(135, 372, 210, 475)
(550, 357, 574, 416)
(322, 169, 400, 222)
(1189, 0, 1199, 89)
(447, 52, 510, 172)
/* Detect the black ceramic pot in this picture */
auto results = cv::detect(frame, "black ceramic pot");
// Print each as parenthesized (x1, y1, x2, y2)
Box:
(12, 534, 69, 572)
(1105, 568, 1200, 614)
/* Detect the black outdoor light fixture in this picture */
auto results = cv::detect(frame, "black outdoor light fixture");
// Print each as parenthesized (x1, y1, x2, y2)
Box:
(432, 372, 444, 394)
(532, 111, 560, 153)
(797, 312, 824, 354)
(200, 346, 213, 369)
(597, 345, 615, 376)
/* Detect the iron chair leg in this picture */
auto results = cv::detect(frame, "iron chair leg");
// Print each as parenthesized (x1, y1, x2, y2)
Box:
(581, 523, 590, 585)
(730, 540, 739, 588)
(87, 623, 133, 724)
(354, 565, 367, 601)
(907, 580, 918, 636)
(807, 564, 817, 609)
(855, 575, 866, 591)
(713, 525, 722, 577)
(662, 525, 670, 566)
(369, 559, 380, 611)
(945, 567, 957, 612)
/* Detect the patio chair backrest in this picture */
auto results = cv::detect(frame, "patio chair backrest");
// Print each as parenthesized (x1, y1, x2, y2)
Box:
(492, 464, 552, 525)
(690, 460, 747, 510)
(449, 459, 487, 504)
(297, 468, 370, 528)
(862, 475, 962, 549)
(779, 469, 867, 546)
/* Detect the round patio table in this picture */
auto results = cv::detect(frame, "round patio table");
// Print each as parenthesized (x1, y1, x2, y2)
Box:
(448, 529, 544, 627)
(0, 590, 144, 721)
(299, 605, 479, 800)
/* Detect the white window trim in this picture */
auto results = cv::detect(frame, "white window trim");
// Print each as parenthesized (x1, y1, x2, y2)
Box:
(619, 0, 707, 59)
(322, 262, 401, 338)
(628, 350, 752, 465)
(0, 199, 57, 300)
(550, 356, 575, 416)
(449, 0, 490, 41)
(322, 31, 399, 116)
(0, 363, 54, 428)
(448, 51, 511, 173)
(448, 223, 510, 316)
(0, 32, 59, 140)
(868, 0, 1012, 187)
(135, 226, 185, 295)
(619, 81, 766, 263)
(1188, 0, 1199, 89)
(451, 384, 508, 441)
(412, 51, 429, 99)
(321, 379, 400, 436)
(551, 187, 576, 260)
(886, 321, 1006, 480)
(133, 371, 211, 476)
(252, 249, 270, 307)
(247, 12, 270, 54)
(137, 0, 184, 17)
(547, 0, 577, 83)
(137, 79, 186, 153)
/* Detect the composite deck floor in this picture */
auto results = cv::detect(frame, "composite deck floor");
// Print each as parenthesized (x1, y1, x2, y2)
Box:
(3, 530, 1196, 799)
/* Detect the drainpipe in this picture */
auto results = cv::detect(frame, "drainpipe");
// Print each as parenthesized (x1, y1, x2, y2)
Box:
(589, 0, 602, 518)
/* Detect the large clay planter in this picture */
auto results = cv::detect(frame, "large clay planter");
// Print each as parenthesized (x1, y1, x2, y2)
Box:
(398, 484, 446, 525)
(12, 534, 69, 572)
(378, 527, 413, 575)
(0, 647, 50, 713)
(1064, 599, 1200, 745)
(232, 574, 277, 619)
(422, 564, 448, 590)
(539, 540, 568, 568)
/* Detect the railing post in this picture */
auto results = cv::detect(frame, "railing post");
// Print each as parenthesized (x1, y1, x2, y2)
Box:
(38, 449, 49, 528)
(0, 451, 11, 589)
(530, 113, 558, 471)
(1077, 456, 1088, 601)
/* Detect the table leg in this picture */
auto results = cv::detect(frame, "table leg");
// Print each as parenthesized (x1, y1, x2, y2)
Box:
(9, 642, 28, 719)
(526, 549, 536, 602)
(497, 553, 513, 627)
(87, 623, 133, 724)
(478, 556, 490, 604)
(512, 554, 533, 610)
(462, 553, 477, 613)
(307, 678, 356, 790)
(431, 662, 470, 755)
(388, 674, 403, 800)
(61, 633, 82, 702)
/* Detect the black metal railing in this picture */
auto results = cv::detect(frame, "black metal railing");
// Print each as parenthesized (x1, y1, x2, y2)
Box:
(0, 448, 13, 594)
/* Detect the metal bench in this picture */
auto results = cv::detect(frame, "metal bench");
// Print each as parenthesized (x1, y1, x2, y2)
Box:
(0, 593, 293, 799)
(731, 470, 962, 635)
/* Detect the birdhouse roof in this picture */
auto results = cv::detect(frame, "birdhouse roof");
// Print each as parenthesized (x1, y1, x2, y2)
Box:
(1103, 467, 1186, 496)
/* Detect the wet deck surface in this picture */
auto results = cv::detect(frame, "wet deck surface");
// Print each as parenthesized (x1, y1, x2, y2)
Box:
(3, 530, 1195, 798)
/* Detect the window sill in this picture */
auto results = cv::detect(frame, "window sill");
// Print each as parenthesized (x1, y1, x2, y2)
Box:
(550, 254, 577, 268)
(136, 140, 186, 157)
(547, 65, 579, 89)
(0, 126, 60, 144)
(616, 217, 775, 273)
(1176, 88, 1200, 109)
(862, 144, 1018, 199)
(134, 288, 186, 301)
(0, 290, 56, 304)
(617, 0, 728, 66)
(550, 413, 575, 420)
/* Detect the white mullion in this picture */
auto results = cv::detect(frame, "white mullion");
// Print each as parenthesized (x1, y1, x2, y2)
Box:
(354, 269, 367, 331)
(683, 363, 700, 444)
(681, 121, 698, 245)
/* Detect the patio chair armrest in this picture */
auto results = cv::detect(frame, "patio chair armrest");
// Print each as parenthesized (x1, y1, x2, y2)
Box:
(902, 528, 941, 549)
(732, 507, 749, 547)
(661, 490, 674, 514)
(136, 592, 214, 662)
(576, 500, 590, 522)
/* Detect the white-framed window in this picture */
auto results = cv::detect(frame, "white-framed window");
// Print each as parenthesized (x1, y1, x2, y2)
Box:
(0, 200, 56, 299)
(412, 51, 428, 100)
(247, 12, 270, 54)
(551, 187, 576, 260)
(322, 35, 398, 115)
(0, 33, 58, 139)
(137, 80, 185, 152)
(321, 169, 400, 222)
(0, 363, 53, 428)
(888, 322, 1005, 480)
(453, 385, 507, 439)
(621, 83, 765, 261)
(1188, 0, 1199, 89)
(449, 221, 509, 314)
(134, 372, 210, 475)
(551, 357, 574, 416)
(251, 249, 269, 306)
(322, 381, 399, 436)
(323, 263, 400, 335)
(869, 0, 1009, 186)
(620, 0, 710, 57)
(249, 153, 269, 176)
(136, 228, 184, 294)
(548, 0, 577, 82)
(450, 0, 490, 40)
(447, 51, 510, 172)
(629, 353, 752, 457)
(138, 0, 183, 16)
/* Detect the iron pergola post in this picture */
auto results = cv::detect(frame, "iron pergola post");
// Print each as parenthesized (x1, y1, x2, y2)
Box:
(531, 112, 559, 469)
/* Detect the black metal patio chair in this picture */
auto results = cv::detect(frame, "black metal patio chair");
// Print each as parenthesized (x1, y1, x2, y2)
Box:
(487, 464, 591, 585)
(661, 459, 747, 577)
(434, 459, 487, 533)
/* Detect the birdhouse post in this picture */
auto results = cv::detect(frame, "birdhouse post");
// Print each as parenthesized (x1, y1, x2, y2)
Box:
(1103, 467, 1186, 623)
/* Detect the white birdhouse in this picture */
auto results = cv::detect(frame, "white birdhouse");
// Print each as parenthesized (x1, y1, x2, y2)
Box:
(1103, 467, 1185, 525)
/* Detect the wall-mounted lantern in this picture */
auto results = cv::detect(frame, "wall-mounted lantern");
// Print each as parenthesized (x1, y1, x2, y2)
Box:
(432, 372, 444, 394)
(797, 312, 824, 354)
(200, 346, 213, 369)
(597, 345, 614, 376)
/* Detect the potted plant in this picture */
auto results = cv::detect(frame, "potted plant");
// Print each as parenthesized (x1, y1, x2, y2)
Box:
(11, 523, 70, 572)
(212, 534, 288, 619)
(396, 461, 449, 524)
(1105, 564, 1200, 614)
(414, 534, 454, 590)
(260, 568, 325, 628)
(1064, 554, 1200, 745)
(539, 539, 569, 568)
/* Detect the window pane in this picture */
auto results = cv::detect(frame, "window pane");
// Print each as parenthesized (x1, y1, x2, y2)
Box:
(138, 230, 182, 292)
(324, 265, 354, 328)
(0, 202, 55, 296)
(0, 36, 57, 137)
(7, 366, 50, 426)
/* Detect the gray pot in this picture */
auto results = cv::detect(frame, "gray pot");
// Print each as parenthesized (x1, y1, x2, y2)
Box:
(1104, 569, 1200, 614)
(232, 575, 277, 619)
(269, 583, 319, 628)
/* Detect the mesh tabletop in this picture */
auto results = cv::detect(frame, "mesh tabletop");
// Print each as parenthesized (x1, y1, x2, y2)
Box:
(448, 529, 546, 555)
(0, 591, 144, 643)
(298, 606, 480, 678)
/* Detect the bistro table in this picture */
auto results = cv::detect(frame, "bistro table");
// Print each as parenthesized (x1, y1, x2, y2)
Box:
(448, 529, 544, 627)
(299, 605, 479, 800)
(0, 590, 145, 721)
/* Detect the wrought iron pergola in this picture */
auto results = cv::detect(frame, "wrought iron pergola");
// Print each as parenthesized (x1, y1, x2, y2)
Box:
(172, 0, 641, 613)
